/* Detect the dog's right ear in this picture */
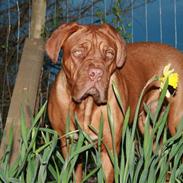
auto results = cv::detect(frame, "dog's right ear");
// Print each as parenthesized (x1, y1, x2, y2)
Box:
(45, 22, 81, 63)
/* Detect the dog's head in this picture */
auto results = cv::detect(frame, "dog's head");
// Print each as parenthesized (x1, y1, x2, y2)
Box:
(46, 22, 126, 105)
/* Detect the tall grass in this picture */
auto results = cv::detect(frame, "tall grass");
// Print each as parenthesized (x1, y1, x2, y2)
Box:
(0, 78, 183, 183)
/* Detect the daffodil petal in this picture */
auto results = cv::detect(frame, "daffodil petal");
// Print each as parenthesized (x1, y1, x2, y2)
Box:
(163, 64, 171, 75)
(163, 63, 174, 77)
(159, 64, 179, 97)
(169, 73, 179, 89)
(166, 90, 171, 98)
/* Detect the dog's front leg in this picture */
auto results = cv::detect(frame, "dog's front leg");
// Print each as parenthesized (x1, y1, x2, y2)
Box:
(75, 163, 83, 183)
(101, 150, 114, 183)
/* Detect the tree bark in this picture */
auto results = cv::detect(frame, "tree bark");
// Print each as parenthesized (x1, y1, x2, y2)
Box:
(30, 0, 46, 39)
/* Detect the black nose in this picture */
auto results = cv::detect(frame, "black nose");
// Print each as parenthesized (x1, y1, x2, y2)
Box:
(89, 68, 103, 81)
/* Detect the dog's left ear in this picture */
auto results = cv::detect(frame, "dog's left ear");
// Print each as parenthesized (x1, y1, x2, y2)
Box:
(100, 24, 126, 68)
(45, 22, 82, 63)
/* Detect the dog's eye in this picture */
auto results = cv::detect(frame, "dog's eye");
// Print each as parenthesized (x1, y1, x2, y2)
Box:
(105, 50, 114, 60)
(72, 49, 85, 58)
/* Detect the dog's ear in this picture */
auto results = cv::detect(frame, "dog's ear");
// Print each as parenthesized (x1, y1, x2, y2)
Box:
(45, 22, 81, 63)
(100, 24, 126, 68)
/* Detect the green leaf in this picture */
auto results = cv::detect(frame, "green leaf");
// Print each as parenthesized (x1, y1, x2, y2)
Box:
(133, 156, 144, 183)
(26, 156, 39, 183)
(112, 81, 125, 116)
(20, 109, 28, 148)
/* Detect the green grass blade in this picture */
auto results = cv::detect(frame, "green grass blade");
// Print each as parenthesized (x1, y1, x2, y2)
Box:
(147, 157, 158, 183)
(112, 81, 125, 116)
(153, 79, 168, 124)
(26, 155, 39, 183)
(133, 156, 144, 183)
(143, 114, 153, 167)
(20, 109, 28, 148)
(169, 143, 183, 182)
(32, 101, 47, 126)
(107, 104, 119, 182)
(156, 154, 169, 183)
(132, 76, 158, 139)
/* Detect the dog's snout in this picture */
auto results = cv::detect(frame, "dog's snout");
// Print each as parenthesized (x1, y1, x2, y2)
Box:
(89, 68, 103, 81)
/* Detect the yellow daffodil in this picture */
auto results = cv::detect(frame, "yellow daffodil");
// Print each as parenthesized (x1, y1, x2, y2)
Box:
(169, 73, 179, 89)
(159, 63, 179, 98)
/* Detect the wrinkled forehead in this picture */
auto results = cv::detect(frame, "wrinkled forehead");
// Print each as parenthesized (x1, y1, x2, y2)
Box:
(63, 28, 116, 50)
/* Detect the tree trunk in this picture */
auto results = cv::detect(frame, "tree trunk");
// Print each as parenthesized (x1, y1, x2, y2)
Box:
(30, 0, 46, 39)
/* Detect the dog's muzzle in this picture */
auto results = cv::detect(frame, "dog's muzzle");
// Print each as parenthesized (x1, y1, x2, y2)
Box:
(72, 65, 108, 105)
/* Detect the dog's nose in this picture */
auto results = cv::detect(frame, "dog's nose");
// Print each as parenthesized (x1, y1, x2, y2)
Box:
(89, 68, 103, 81)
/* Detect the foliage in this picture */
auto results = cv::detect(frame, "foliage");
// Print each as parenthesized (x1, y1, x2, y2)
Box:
(95, 0, 132, 41)
(111, 0, 132, 41)
(0, 78, 183, 183)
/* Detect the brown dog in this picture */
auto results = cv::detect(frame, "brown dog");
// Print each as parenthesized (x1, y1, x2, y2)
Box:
(45, 22, 183, 182)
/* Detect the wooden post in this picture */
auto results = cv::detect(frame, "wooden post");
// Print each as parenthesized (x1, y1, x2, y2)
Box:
(0, 0, 46, 163)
